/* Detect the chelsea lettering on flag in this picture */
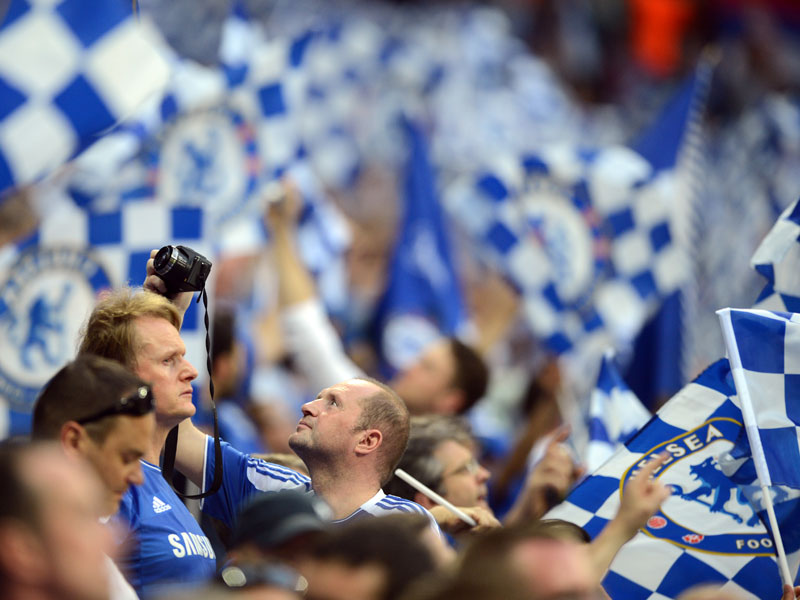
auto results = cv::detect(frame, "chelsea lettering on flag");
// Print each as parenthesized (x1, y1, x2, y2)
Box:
(547, 359, 786, 599)
(0, 0, 169, 195)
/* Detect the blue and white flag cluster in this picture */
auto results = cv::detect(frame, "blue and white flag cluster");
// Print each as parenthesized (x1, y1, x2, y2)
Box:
(0, 0, 169, 195)
(63, 5, 352, 301)
(586, 352, 651, 472)
(547, 359, 791, 598)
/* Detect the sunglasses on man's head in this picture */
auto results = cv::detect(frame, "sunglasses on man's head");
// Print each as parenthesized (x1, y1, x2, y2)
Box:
(77, 385, 154, 425)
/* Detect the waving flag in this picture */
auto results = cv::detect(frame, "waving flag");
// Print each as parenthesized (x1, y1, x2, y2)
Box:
(715, 307, 800, 585)
(374, 117, 466, 377)
(586, 352, 651, 471)
(0, 191, 210, 432)
(0, 0, 169, 195)
(751, 198, 800, 312)
(63, 1, 303, 224)
(718, 309, 800, 489)
(445, 60, 712, 377)
(284, 19, 384, 190)
(547, 359, 788, 599)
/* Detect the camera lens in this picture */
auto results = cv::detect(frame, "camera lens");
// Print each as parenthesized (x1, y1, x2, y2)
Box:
(152, 245, 211, 294)
(153, 246, 178, 275)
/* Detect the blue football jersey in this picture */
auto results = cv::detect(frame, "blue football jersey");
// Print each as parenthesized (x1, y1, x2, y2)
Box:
(200, 437, 312, 526)
(199, 437, 441, 534)
(113, 461, 216, 599)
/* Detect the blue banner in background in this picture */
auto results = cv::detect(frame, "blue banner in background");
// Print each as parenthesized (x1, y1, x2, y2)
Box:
(374, 117, 466, 377)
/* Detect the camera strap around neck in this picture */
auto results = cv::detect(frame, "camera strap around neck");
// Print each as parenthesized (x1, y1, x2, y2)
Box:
(162, 287, 223, 499)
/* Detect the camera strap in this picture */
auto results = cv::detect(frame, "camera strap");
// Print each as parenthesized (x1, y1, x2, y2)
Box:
(162, 287, 223, 499)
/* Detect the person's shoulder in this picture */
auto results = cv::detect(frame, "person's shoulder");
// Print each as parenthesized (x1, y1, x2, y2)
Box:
(244, 455, 312, 487)
(374, 494, 431, 516)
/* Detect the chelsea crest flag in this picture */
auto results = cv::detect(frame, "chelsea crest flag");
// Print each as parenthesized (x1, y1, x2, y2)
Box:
(547, 359, 793, 599)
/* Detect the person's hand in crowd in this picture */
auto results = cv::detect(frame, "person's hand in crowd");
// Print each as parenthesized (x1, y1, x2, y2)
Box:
(504, 426, 584, 525)
(616, 452, 673, 539)
(589, 453, 672, 581)
(263, 177, 302, 233)
(782, 584, 800, 599)
(263, 177, 319, 308)
(430, 504, 501, 535)
(144, 248, 194, 319)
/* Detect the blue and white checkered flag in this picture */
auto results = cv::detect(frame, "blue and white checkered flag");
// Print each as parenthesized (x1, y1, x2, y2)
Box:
(0, 0, 169, 195)
(0, 190, 210, 432)
(718, 308, 800, 489)
(445, 58, 712, 373)
(446, 143, 683, 359)
(751, 198, 800, 313)
(64, 2, 303, 226)
(586, 351, 651, 472)
(283, 17, 386, 189)
(547, 359, 789, 598)
(716, 307, 800, 586)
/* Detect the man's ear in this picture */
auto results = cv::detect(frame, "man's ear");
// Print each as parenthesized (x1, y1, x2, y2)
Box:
(354, 429, 382, 457)
(60, 422, 88, 458)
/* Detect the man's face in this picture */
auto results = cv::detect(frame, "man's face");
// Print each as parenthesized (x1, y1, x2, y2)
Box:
(132, 316, 198, 425)
(25, 449, 111, 600)
(289, 379, 377, 460)
(434, 439, 490, 509)
(388, 340, 456, 415)
(81, 413, 155, 516)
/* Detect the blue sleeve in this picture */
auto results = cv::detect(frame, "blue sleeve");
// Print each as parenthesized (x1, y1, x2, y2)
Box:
(200, 436, 311, 527)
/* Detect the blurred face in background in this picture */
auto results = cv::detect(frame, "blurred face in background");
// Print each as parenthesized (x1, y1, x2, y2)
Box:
(389, 340, 458, 415)
(10, 447, 111, 600)
(434, 439, 490, 509)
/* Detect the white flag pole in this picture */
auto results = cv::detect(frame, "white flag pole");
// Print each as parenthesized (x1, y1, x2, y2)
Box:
(394, 468, 477, 527)
(717, 308, 793, 586)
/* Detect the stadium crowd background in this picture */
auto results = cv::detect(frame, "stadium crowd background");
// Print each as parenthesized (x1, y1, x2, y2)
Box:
(3, 0, 800, 599)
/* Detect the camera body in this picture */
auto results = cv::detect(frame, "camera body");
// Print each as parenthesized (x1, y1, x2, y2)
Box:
(153, 245, 212, 294)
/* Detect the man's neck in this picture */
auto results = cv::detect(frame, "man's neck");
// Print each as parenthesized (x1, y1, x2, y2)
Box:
(144, 418, 180, 465)
(307, 463, 382, 520)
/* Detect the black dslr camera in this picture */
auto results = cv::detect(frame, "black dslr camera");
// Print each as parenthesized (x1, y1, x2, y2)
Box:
(153, 245, 212, 294)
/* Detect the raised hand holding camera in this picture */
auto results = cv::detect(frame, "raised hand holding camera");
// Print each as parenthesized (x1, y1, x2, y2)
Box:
(153, 245, 212, 294)
(144, 246, 211, 319)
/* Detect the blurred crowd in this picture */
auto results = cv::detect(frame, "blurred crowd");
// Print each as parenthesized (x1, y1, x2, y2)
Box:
(3, 0, 800, 599)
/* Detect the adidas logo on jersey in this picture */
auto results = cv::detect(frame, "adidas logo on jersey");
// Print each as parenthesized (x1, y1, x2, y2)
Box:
(152, 496, 172, 514)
